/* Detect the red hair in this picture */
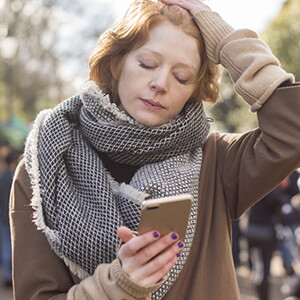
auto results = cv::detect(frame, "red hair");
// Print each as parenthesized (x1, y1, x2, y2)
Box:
(89, 0, 220, 104)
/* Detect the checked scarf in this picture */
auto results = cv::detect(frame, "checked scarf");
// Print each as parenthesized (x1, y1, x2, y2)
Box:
(25, 80, 210, 299)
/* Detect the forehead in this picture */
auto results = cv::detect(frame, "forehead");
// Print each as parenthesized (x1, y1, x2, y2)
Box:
(132, 21, 201, 69)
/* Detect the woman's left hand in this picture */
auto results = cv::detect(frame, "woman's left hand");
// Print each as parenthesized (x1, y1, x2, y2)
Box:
(117, 226, 183, 287)
(159, 0, 210, 16)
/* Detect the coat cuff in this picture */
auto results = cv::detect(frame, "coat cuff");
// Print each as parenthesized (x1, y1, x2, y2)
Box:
(111, 259, 165, 298)
(193, 10, 295, 111)
(193, 10, 234, 64)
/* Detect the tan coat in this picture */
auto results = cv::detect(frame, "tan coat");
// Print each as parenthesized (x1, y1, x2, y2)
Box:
(9, 8, 300, 300)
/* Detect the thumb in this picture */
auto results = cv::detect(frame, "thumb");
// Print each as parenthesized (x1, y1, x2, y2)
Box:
(117, 226, 136, 243)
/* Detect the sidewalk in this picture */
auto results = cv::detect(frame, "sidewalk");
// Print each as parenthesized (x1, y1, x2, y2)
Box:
(238, 266, 285, 300)
(238, 251, 289, 300)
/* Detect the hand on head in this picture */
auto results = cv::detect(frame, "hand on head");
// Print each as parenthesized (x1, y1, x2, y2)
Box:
(117, 226, 184, 287)
(159, 0, 208, 16)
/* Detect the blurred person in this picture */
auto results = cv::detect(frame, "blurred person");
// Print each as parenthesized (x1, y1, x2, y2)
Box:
(0, 146, 10, 173)
(9, 0, 300, 299)
(282, 171, 300, 199)
(232, 219, 241, 268)
(277, 172, 300, 277)
(0, 148, 19, 287)
(280, 171, 300, 299)
(246, 187, 283, 300)
(246, 176, 300, 300)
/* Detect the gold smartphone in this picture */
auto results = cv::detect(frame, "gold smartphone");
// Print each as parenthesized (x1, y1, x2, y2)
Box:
(138, 194, 193, 241)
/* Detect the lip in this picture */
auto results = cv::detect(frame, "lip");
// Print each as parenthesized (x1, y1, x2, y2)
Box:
(140, 98, 165, 111)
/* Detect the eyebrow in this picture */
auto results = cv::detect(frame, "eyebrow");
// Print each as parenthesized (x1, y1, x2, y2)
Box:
(138, 48, 198, 74)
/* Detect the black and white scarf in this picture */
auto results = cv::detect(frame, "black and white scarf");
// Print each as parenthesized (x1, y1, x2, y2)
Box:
(25, 80, 210, 299)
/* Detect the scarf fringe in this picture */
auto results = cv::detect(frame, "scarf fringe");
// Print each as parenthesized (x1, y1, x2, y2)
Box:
(25, 109, 63, 252)
(106, 172, 121, 194)
(118, 183, 149, 204)
(81, 81, 135, 124)
(107, 171, 149, 204)
(106, 171, 150, 204)
(63, 257, 90, 280)
(25, 109, 90, 280)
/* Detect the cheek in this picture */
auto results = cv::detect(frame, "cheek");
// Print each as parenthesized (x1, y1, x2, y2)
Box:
(176, 87, 195, 105)
(169, 87, 196, 115)
(118, 69, 137, 98)
(170, 95, 191, 116)
(120, 66, 147, 92)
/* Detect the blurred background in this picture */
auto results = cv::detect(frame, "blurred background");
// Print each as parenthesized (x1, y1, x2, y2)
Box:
(1, 0, 300, 299)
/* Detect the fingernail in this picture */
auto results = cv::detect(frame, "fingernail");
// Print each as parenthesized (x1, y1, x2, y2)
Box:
(178, 241, 184, 248)
(176, 252, 181, 257)
(153, 231, 159, 238)
(171, 233, 178, 240)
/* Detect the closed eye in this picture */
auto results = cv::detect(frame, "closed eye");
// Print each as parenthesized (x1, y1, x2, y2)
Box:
(139, 62, 155, 69)
(175, 76, 188, 85)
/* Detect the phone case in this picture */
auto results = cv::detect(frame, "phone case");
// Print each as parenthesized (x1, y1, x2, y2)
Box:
(138, 194, 193, 240)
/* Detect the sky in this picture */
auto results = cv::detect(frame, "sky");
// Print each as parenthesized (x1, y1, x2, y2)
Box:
(98, 0, 287, 33)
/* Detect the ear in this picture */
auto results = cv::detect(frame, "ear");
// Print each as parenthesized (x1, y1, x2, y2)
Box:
(110, 56, 118, 79)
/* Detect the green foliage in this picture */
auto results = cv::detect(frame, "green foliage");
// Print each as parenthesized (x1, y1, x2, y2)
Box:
(209, 0, 300, 133)
(0, 0, 114, 123)
(261, 0, 300, 81)
(206, 69, 257, 133)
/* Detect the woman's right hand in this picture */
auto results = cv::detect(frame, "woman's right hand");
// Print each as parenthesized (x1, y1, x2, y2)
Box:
(159, 0, 209, 16)
(117, 226, 184, 288)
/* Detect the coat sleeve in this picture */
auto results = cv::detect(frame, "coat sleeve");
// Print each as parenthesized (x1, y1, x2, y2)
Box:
(10, 160, 158, 300)
(193, 8, 299, 218)
(216, 84, 300, 219)
(193, 9, 294, 111)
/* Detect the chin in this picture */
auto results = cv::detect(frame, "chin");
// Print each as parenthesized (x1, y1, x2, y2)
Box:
(137, 118, 166, 127)
(131, 111, 170, 127)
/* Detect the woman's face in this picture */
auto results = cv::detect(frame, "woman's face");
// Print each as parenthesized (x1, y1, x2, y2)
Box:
(116, 21, 201, 127)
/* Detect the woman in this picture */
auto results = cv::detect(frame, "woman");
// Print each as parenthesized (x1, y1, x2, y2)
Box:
(10, 0, 300, 299)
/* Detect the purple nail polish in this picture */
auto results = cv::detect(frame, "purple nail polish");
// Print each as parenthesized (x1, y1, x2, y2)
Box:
(171, 233, 178, 240)
(176, 252, 180, 257)
(153, 231, 159, 238)
(178, 241, 184, 248)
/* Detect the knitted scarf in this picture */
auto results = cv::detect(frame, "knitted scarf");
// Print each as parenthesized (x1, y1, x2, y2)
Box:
(25, 80, 210, 299)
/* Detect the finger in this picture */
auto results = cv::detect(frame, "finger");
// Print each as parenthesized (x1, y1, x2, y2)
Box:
(134, 232, 180, 264)
(119, 231, 179, 276)
(117, 226, 136, 243)
(159, 0, 208, 14)
(140, 254, 180, 287)
(130, 240, 184, 287)
(118, 230, 161, 258)
(159, 0, 188, 7)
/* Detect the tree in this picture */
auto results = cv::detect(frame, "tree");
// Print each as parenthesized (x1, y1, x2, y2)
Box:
(261, 0, 300, 81)
(0, 0, 63, 120)
(208, 0, 300, 133)
(0, 0, 114, 121)
(54, 0, 114, 78)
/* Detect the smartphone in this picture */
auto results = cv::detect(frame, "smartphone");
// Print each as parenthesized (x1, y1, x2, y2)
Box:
(138, 194, 193, 241)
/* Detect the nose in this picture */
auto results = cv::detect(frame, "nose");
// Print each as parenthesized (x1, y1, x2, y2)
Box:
(150, 72, 168, 93)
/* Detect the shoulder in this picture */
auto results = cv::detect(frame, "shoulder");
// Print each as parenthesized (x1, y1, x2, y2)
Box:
(10, 158, 33, 211)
